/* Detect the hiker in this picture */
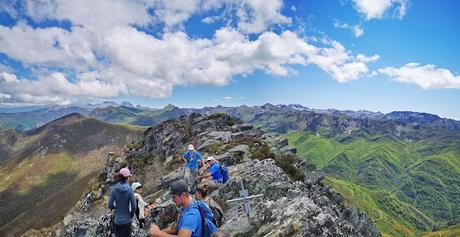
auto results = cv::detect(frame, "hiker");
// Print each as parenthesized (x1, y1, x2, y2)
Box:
(195, 183, 224, 227)
(131, 182, 155, 228)
(196, 157, 222, 189)
(150, 180, 202, 237)
(182, 144, 204, 187)
(109, 167, 137, 237)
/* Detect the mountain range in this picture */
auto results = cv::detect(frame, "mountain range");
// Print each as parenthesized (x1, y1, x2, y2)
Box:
(0, 103, 459, 236)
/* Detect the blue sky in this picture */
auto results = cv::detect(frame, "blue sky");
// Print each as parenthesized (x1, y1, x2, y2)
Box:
(0, 0, 459, 119)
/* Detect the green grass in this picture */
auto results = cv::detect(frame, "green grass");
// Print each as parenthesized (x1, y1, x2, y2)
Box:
(421, 224, 460, 237)
(284, 131, 460, 236)
(325, 177, 417, 237)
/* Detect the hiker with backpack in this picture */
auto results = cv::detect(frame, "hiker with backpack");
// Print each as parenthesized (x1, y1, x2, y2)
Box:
(195, 183, 224, 227)
(182, 144, 204, 188)
(109, 167, 137, 237)
(150, 180, 217, 237)
(131, 182, 155, 228)
(196, 157, 229, 190)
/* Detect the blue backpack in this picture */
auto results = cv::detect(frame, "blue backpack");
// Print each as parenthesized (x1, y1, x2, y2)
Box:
(195, 200, 218, 237)
(219, 165, 230, 184)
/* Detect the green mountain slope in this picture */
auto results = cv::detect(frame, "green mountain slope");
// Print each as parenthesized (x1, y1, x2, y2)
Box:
(0, 114, 143, 236)
(284, 131, 460, 236)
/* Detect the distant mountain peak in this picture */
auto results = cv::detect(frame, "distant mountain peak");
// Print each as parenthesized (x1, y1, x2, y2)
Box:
(163, 104, 178, 111)
(121, 101, 135, 108)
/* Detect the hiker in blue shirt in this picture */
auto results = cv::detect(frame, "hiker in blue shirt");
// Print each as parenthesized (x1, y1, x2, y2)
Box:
(109, 167, 137, 237)
(182, 144, 204, 188)
(150, 180, 202, 237)
(196, 157, 222, 190)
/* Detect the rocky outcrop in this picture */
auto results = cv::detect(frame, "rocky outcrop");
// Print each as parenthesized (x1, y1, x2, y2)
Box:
(59, 113, 380, 237)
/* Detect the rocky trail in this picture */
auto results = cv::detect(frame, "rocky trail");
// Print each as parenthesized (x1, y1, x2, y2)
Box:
(27, 113, 380, 237)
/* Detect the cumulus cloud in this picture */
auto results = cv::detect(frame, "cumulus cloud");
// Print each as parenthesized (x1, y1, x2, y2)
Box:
(378, 63, 460, 89)
(307, 41, 379, 82)
(333, 20, 364, 37)
(0, 0, 380, 105)
(0, 23, 97, 69)
(352, 0, 409, 20)
(22, 0, 151, 32)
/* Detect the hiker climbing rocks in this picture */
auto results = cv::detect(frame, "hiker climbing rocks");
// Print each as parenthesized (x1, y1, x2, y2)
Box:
(150, 180, 203, 237)
(182, 144, 204, 188)
(131, 182, 155, 228)
(109, 167, 137, 237)
(196, 157, 223, 190)
(195, 183, 224, 227)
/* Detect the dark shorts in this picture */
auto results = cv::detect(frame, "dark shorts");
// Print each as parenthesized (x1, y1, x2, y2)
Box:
(114, 223, 132, 237)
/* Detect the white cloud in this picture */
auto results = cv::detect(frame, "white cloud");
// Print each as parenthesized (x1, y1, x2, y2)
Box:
(333, 20, 364, 37)
(0, 93, 11, 100)
(0, 0, 380, 105)
(145, 0, 291, 33)
(352, 0, 409, 20)
(23, 0, 151, 32)
(224, 96, 233, 101)
(0, 71, 121, 105)
(235, 0, 292, 33)
(378, 63, 460, 89)
(0, 23, 96, 69)
(307, 41, 379, 82)
(202, 16, 220, 24)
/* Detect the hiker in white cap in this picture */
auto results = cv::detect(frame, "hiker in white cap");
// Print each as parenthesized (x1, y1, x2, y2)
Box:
(196, 156, 222, 190)
(182, 144, 204, 187)
(131, 182, 155, 228)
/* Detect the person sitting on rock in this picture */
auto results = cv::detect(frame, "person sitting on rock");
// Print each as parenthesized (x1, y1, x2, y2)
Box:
(109, 167, 137, 237)
(131, 182, 155, 228)
(182, 144, 204, 188)
(150, 180, 202, 237)
(196, 157, 222, 190)
(195, 183, 224, 227)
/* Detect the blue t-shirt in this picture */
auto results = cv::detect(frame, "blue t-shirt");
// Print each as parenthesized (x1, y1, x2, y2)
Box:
(178, 200, 202, 237)
(209, 162, 222, 182)
(182, 151, 202, 170)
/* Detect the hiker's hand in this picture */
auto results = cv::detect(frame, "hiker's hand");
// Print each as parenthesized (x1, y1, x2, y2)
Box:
(150, 224, 160, 236)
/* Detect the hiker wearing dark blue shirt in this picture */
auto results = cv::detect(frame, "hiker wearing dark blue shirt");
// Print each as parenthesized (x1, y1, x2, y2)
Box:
(150, 180, 202, 237)
(182, 144, 204, 188)
(109, 167, 137, 237)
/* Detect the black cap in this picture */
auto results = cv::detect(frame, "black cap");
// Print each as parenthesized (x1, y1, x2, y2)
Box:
(170, 180, 189, 196)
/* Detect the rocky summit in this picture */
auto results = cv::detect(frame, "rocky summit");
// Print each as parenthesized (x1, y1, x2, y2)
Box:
(41, 113, 380, 237)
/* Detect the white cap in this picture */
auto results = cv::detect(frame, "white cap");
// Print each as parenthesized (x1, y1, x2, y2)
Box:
(131, 182, 142, 190)
(206, 156, 216, 162)
(187, 144, 195, 151)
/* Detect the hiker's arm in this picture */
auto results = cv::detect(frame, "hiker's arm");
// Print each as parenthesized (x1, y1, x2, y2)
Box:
(196, 152, 204, 167)
(182, 154, 187, 163)
(196, 172, 211, 180)
(150, 224, 190, 237)
(108, 189, 115, 209)
(139, 195, 149, 206)
(129, 191, 137, 217)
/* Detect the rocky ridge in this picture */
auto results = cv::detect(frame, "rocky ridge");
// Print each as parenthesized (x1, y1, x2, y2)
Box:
(41, 113, 380, 237)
